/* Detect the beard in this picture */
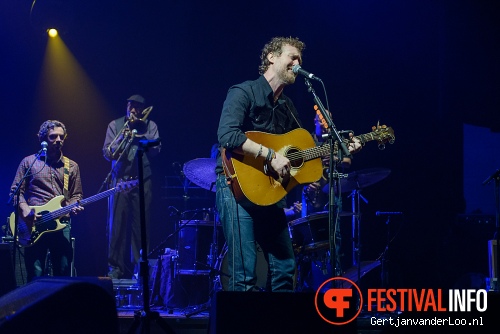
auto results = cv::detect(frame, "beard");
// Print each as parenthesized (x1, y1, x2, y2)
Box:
(278, 66, 297, 85)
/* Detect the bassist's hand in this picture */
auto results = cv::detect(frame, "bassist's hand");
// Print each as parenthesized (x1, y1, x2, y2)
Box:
(63, 200, 85, 216)
(20, 204, 37, 225)
(71, 205, 84, 216)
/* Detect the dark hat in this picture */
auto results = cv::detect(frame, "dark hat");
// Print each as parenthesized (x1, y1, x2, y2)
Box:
(127, 94, 145, 104)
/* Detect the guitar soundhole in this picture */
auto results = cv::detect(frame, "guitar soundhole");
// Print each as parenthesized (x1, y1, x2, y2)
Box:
(286, 148, 303, 168)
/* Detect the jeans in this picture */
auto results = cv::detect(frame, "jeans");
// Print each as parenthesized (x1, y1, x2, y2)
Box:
(216, 174, 296, 292)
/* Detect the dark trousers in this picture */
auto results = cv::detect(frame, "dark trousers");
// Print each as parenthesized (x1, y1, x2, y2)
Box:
(107, 178, 152, 277)
(24, 224, 72, 282)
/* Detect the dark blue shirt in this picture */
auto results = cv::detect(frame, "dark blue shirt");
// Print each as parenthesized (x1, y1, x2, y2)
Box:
(216, 75, 302, 174)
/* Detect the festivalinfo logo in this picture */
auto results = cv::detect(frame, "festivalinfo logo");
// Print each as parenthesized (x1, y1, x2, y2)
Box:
(315, 277, 489, 327)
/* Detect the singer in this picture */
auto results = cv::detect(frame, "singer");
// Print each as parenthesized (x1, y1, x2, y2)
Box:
(9, 120, 84, 282)
(214, 37, 361, 292)
(103, 94, 161, 280)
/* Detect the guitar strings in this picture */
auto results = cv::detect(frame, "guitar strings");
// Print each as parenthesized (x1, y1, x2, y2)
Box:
(33, 181, 136, 226)
(284, 128, 391, 164)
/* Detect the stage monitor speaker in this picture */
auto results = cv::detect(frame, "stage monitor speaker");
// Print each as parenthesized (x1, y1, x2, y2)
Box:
(209, 291, 356, 334)
(0, 277, 118, 334)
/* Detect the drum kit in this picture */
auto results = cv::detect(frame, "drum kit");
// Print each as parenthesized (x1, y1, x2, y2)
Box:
(157, 157, 391, 309)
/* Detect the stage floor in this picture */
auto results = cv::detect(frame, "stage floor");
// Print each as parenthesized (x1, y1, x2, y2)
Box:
(116, 305, 391, 334)
(117, 307, 209, 334)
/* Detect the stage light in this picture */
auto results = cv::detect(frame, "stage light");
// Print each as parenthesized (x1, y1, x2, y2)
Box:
(47, 28, 58, 38)
(30, 0, 74, 36)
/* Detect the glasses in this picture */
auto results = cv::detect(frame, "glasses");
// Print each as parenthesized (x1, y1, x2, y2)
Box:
(48, 134, 66, 140)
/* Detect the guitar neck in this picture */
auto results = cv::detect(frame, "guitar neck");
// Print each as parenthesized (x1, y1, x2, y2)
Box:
(302, 130, 381, 161)
(301, 144, 333, 162)
(354, 132, 379, 145)
(39, 187, 118, 224)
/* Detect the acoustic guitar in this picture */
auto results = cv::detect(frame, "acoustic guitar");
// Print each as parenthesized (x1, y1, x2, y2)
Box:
(222, 126, 394, 206)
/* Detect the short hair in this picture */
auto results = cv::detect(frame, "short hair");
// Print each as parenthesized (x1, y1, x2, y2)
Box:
(258, 36, 306, 75)
(37, 120, 67, 142)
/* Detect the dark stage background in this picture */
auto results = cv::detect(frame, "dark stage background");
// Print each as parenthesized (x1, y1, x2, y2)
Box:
(1, 0, 499, 290)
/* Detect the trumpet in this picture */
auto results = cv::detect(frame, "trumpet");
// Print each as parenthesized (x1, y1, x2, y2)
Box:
(106, 106, 153, 159)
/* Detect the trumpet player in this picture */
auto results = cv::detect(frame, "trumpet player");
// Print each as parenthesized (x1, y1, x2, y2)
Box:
(103, 94, 161, 280)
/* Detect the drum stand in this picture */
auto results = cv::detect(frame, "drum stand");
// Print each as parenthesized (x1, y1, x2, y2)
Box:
(349, 188, 368, 283)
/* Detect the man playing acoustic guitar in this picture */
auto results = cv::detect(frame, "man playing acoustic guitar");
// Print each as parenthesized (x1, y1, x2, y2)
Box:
(9, 120, 84, 282)
(215, 36, 362, 292)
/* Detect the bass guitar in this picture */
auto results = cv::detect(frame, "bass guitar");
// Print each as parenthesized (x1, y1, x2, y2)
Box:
(9, 179, 138, 247)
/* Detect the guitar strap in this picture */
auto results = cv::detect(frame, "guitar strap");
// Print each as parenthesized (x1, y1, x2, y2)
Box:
(63, 156, 70, 200)
(284, 102, 302, 129)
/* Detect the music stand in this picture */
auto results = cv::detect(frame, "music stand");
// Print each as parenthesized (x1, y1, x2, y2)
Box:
(126, 137, 175, 334)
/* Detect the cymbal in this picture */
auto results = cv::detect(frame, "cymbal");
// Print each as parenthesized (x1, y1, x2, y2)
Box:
(183, 158, 217, 192)
(322, 167, 391, 194)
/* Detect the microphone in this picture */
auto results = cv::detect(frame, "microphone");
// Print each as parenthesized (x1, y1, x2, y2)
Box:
(292, 64, 322, 81)
(376, 211, 403, 216)
(41, 141, 48, 152)
(39, 141, 48, 156)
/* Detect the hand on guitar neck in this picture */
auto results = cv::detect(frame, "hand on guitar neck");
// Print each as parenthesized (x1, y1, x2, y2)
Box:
(313, 106, 362, 167)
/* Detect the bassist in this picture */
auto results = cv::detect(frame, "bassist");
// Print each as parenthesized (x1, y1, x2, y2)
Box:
(9, 120, 83, 282)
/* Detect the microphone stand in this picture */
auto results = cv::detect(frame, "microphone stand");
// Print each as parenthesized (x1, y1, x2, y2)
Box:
(127, 138, 174, 334)
(7, 149, 47, 285)
(304, 79, 352, 286)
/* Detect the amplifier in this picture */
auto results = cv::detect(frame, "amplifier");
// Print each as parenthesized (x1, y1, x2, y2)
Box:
(0, 240, 27, 288)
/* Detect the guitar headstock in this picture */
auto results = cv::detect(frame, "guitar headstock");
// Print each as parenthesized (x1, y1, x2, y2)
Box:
(116, 179, 139, 192)
(370, 122, 395, 150)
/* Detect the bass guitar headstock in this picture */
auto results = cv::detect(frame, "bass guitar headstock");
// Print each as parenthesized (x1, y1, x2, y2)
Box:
(116, 178, 139, 192)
